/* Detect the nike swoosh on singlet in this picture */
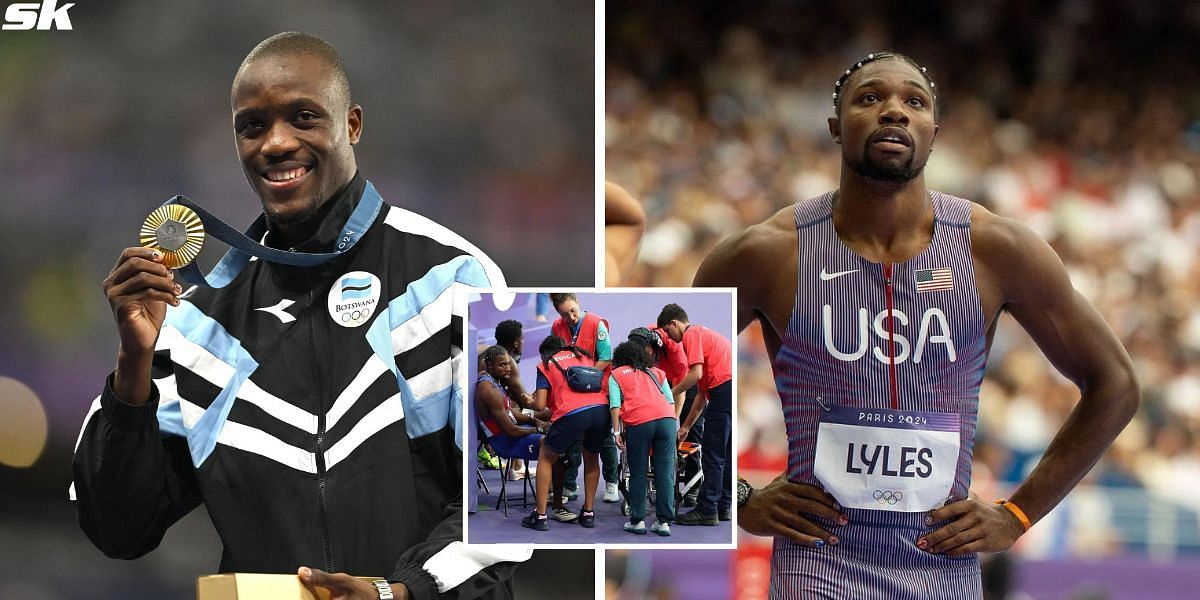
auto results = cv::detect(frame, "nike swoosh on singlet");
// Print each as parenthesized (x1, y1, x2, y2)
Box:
(819, 268, 859, 281)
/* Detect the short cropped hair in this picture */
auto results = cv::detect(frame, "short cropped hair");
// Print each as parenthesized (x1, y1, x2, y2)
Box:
(235, 32, 352, 107)
(494, 320, 523, 348)
(656, 303, 688, 328)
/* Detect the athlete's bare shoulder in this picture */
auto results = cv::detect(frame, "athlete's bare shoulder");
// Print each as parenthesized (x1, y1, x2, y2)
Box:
(968, 202, 1070, 316)
(695, 205, 796, 333)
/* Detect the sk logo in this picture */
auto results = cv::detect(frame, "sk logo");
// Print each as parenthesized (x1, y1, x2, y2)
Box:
(3, 0, 75, 31)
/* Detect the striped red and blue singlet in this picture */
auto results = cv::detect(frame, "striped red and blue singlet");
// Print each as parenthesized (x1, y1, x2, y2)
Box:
(769, 191, 988, 599)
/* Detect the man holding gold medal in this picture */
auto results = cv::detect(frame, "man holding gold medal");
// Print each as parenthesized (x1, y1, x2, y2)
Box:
(695, 53, 1140, 597)
(70, 32, 528, 600)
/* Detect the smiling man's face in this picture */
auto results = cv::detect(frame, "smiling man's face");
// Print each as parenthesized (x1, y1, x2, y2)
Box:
(231, 52, 361, 227)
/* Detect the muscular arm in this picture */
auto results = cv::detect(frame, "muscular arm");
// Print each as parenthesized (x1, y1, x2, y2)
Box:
(693, 208, 850, 546)
(476, 381, 537, 438)
(923, 212, 1141, 556)
(605, 181, 646, 286)
(501, 374, 529, 407)
(670, 364, 701, 399)
(976, 213, 1140, 524)
(532, 388, 549, 413)
(693, 207, 797, 356)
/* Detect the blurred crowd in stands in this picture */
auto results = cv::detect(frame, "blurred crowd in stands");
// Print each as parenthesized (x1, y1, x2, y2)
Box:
(607, 0, 1200, 558)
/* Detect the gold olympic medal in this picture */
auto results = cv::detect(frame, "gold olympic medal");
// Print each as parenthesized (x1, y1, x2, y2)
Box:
(140, 204, 205, 269)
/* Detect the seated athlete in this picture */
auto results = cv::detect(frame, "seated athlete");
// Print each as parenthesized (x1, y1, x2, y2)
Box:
(476, 345, 548, 475)
(492, 319, 535, 480)
(522, 336, 611, 531)
(609, 340, 678, 536)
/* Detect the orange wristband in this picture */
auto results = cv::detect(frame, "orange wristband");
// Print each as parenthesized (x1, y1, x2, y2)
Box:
(995, 498, 1032, 531)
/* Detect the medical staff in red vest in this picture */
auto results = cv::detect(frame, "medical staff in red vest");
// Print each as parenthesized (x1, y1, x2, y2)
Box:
(658, 303, 733, 526)
(522, 336, 611, 531)
(549, 293, 621, 504)
(610, 340, 678, 536)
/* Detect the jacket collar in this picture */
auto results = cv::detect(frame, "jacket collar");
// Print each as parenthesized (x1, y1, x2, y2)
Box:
(264, 171, 368, 252)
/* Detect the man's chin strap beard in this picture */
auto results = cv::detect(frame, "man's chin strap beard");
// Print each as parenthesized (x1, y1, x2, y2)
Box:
(264, 195, 332, 246)
(847, 155, 923, 184)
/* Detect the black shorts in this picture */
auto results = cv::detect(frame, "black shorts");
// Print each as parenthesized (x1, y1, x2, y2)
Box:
(544, 405, 610, 455)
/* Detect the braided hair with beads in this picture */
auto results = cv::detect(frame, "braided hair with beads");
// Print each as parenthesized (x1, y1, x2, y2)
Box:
(832, 52, 939, 118)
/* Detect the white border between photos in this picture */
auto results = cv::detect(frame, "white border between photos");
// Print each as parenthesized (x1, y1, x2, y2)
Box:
(593, 0, 605, 289)
(461, 287, 739, 551)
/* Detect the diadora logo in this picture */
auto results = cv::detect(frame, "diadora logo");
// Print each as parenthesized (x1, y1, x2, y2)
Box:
(327, 271, 380, 328)
(255, 299, 297, 324)
(3, 0, 74, 31)
(822, 305, 957, 364)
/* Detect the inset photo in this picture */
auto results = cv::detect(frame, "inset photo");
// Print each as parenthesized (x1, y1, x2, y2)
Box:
(465, 290, 736, 548)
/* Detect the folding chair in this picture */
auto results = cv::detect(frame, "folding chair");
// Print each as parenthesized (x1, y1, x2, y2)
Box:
(475, 422, 492, 496)
(479, 420, 537, 516)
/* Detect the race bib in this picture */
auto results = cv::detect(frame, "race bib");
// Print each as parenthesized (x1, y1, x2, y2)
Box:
(813, 405, 960, 512)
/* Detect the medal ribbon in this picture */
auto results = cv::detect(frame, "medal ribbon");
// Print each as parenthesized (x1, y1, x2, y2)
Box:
(161, 181, 384, 288)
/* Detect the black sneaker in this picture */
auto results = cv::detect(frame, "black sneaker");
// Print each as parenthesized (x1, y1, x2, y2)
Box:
(682, 491, 699, 507)
(521, 511, 549, 531)
(675, 510, 719, 526)
(578, 510, 596, 528)
(719, 510, 731, 522)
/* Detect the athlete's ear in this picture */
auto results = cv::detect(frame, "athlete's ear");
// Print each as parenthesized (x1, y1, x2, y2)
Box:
(930, 123, 939, 150)
(347, 104, 363, 145)
(828, 117, 841, 145)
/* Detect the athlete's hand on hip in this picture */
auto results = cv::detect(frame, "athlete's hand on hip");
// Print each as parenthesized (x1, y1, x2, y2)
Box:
(738, 478, 849, 547)
(299, 567, 410, 600)
(918, 492, 1025, 556)
(103, 247, 180, 355)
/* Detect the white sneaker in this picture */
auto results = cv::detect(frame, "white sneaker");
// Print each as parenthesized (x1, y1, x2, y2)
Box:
(551, 507, 578, 522)
(624, 520, 647, 535)
(650, 521, 671, 536)
(603, 482, 620, 503)
(508, 467, 526, 481)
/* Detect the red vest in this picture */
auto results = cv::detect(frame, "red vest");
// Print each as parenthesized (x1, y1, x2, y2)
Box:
(612, 366, 674, 427)
(536, 350, 608, 421)
(551, 312, 608, 359)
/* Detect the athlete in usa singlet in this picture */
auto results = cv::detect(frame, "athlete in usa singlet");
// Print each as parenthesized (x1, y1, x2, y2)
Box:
(771, 191, 988, 599)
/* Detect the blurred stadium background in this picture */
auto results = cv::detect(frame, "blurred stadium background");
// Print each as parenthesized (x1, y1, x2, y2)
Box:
(607, 0, 1200, 598)
(0, 1, 593, 598)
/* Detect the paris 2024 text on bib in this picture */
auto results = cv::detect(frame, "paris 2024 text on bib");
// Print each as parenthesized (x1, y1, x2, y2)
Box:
(813, 405, 960, 512)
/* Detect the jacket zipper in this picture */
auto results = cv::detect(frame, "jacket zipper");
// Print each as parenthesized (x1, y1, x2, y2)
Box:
(883, 263, 899, 410)
(307, 279, 334, 572)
